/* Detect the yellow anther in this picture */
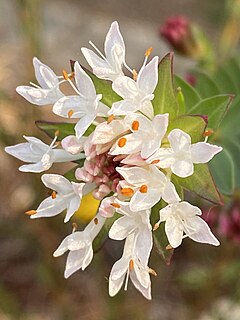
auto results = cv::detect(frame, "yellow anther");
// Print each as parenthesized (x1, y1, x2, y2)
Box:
(203, 129, 214, 137)
(145, 47, 153, 57)
(107, 115, 115, 124)
(55, 130, 60, 137)
(148, 268, 157, 277)
(131, 120, 139, 131)
(121, 187, 134, 197)
(151, 159, 160, 165)
(51, 191, 57, 199)
(68, 110, 74, 118)
(94, 217, 99, 225)
(72, 222, 78, 232)
(69, 72, 75, 80)
(139, 184, 148, 193)
(62, 69, 69, 80)
(129, 259, 134, 271)
(118, 137, 127, 148)
(110, 202, 121, 208)
(166, 244, 173, 250)
(133, 69, 138, 81)
(25, 209, 36, 216)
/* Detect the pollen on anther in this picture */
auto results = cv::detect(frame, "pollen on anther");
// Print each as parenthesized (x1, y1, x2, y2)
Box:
(51, 191, 57, 199)
(25, 210, 36, 216)
(140, 184, 148, 193)
(110, 202, 121, 208)
(118, 137, 127, 148)
(94, 217, 99, 225)
(131, 120, 139, 131)
(121, 187, 134, 197)
(133, 69, 138, 81)
(203, 129, 214, 137)
(62, 69, 69, 80)
(107, 115, 115, 124)
(68, 110, 74, 118)
(145, 47, 153, 57)
(151, 159, 160, 164)
(129, 259, 134, 271)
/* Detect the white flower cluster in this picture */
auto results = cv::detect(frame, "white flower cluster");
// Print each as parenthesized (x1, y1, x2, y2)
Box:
(5, 22, 222, 299)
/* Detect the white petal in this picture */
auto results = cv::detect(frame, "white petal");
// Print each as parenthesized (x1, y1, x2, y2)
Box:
(31, 196, 66, 219)
(82, 245, 94, 270)
(110, 134, 142, 156)
(61, 135, 86, 155)
(130, 267, 151, 299)
(165, 216, 184, 248)
(97, 101, 109, 116)
(177, 201, 202, 219)
(5, 142, 43, 163)
(130, 189, 160, 211)
(186, 216, 220, 246)
(135, 228, 153, 265)
(53, 232, 85, 257)
(162, 180, 180, 203)
(52, 96, 90, 118)
(112, 76, 139, 100)
(116, 166, 150, 185)
(104, 21, 125, 65)
(109, 216, 136, 240)
(137, 56, 159, 94)
(171, 159, 194, 178)
(152, 113, 169, 140)
(109, 100, 139, 115)
(16, 86, 63, 106)
(64, 195, 81, 223)
(147, 148, 175, 168)
(81, 47, 111, 74)
(53, 149, 84, 162)
(19, 158, 52, 173)
(74, 113, 96, 138)
(64, 248, 87, 278)
(168, 129, 191, 152)
(124, 113, 152, 132)
(190, 142, 223, 163)
(41, 174, 73, 194)
(92, 120, 126, 145)
(74, 62, 96, 97)
(33, 57, 59, 89)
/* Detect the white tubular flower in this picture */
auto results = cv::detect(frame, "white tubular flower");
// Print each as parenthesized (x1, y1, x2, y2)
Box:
(116, 165, 180, 212)
(5, 136, 83, 173)
(53, 214, 106, 278)
(109, 56, 159, 119)
(109, 234, 152, 300)
(81, 21, 127, 81)
(16, 57, 64, 105)
(52, 62, 109, 138)
(61, 135, 87, 155)
(158, 201, 220, 248)
(110, 113, 169, 158)
(109, 200, 152, 265)
(30, 174, 92, 223)
(148, 129, 223, 178)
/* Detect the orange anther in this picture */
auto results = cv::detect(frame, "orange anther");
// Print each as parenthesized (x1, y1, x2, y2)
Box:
(118, 137, 127, 148)
(129, 259, 134, 271)
(151, 159, 160, 164)
(25, 210, 36, 216)
(62, 69, 69, 80)
(153, 222, 160, 231)
(107, 115, 115, 124)
(94, 217, 99, 225)
(121, 187, 134, 197)
(133, 69, 138, 81)
(166, 244, 173, 250)
(55, 130, 60, 137)
(145, 47, 153, 57)
(203, 129, 214, 137)
(110, 202, 121, 208)
(140, 184, 148, 193)
(68, 110, 74, 118)
(51, 191, 57, 199)
(131, 120, 139, 131)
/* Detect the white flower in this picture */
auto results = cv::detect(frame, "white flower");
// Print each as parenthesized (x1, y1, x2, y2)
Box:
(81, 21, 126, 81)
(30, 174, 93, 223)
(53, 214, 106, 278)
(5, 136, 83, 173)
(52, 62, 109, 138)
(61, 135, 87, 155)
(109, 234, 151, 300)
(148, 129, 223, 178)
(109, 200, 152, 265)
(16, 57, 64, 105)
(109, 56, 159, 119)
(116, 165, 180, 211)
(110, 113, 169, 158)
(158, 201, 220, 248)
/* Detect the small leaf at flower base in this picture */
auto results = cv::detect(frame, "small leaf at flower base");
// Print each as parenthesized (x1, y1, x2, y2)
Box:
(36, 120, 95, 139)
(188, 94, 233, 131)
(84, 68, 121, 107)
(174, 75, 201, 111)
(193, 71, 220, 98)
(151, 201, 174, 265)
(209, 148, 235, 196)
(174, 163, 223, 205)
(152, 53, 178, 119)
(167, 115, 207, 143)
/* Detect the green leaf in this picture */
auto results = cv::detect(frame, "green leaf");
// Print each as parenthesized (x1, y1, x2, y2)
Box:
(188, 95, 233, 131)
(174, 164, 223, 205)
(209, 148, 235, 195)
(151, 201, 174, 265)
(36, 120, 95, 139)
(194, 71, 220, 98)
(152, 53, 178, 119)
(213, 65, 238, 93)
(84, 68, 121, 107)
(174, 75, 201, 111)
(167, 115, 207, 143)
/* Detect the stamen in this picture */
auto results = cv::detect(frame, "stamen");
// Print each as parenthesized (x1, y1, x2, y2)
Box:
(62, 69, 69, 80)
(72, 222, 78, 232)
(145, 47, 153, 57)
(148, 268, 157, 276)
(151, 159, 160, 164)
(94, 217, 99, 225)
(140, 184, 148, 193)
(51, 191, 57, 199)
(203, 129, 214, 137)
(131, 120, 139, 131)
(133, 69, 138, 81)
(118, 137, 127, 148)
(68, 110, 74, 118)
(129, 259, 134, 271)
(121, 187, 134, 197)
(107, 115, 115, 124)
(110, 202, 121, 208)
(166, 244, 173, 250)
(25, 209, 36, 216)
(69, 72, 75, 80)
(153, 222, 160, 231)
(55, 130, 60, 137)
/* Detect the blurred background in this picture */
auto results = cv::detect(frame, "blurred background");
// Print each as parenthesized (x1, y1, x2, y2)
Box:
(1, 0, 240, 319)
